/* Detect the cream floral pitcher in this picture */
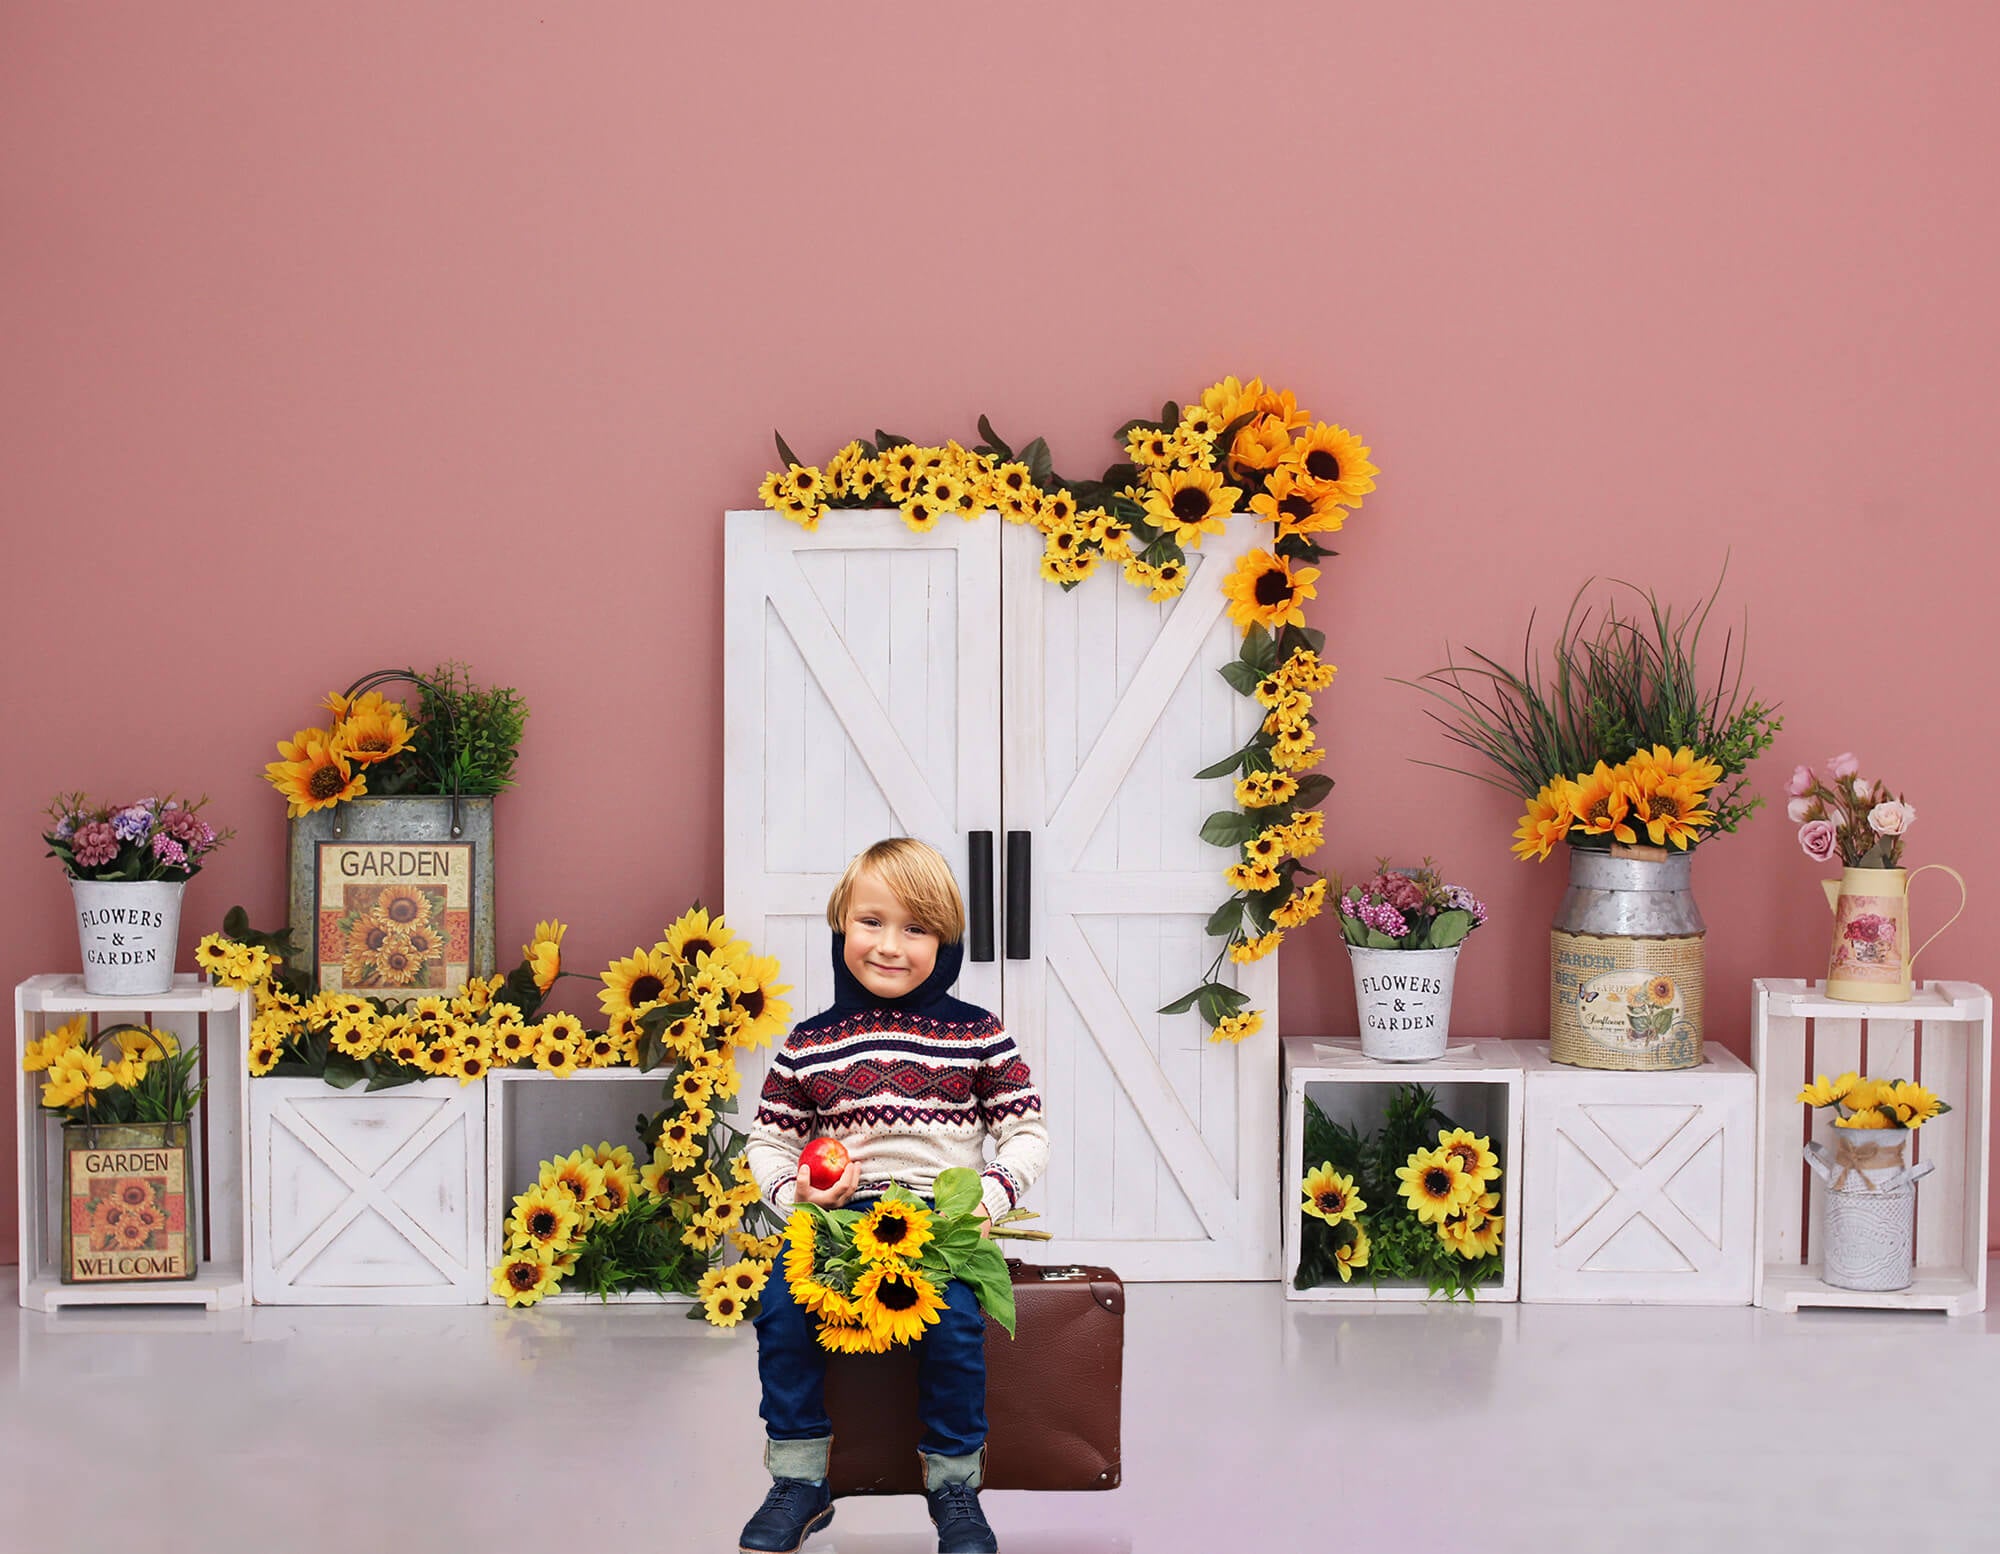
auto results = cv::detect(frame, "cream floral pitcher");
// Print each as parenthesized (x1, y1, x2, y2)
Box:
(1822, 864, 1968, 1003)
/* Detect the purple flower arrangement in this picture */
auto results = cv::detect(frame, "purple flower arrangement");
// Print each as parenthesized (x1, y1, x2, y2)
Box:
(44, 793, 231, 882)
(1337, 862, 1488, 951)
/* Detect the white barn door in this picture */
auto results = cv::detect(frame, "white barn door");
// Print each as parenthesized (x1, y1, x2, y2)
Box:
(1001, 521, 1278, 1280)
(723, 511, 1004, 1107)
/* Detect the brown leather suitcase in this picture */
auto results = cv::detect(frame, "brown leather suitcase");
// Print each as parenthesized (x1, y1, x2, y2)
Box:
(823, 1262, 1124, 1494)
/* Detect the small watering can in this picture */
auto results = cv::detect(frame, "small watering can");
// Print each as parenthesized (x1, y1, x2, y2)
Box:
(1820, 864, 1967, 1003)
(1805, 1133, 1934, 1291)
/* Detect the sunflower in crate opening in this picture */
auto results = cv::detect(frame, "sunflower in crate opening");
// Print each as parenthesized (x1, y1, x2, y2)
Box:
(1296, 1085, 1505, 1299)
(783, 1168, 1049, 1354)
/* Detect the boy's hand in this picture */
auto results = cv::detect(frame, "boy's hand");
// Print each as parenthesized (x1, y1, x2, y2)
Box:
(795, 1158, 861, 1208)
(976, 1204, 992, 1239)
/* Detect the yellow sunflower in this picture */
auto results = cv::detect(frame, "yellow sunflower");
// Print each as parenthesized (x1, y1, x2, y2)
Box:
(1646, 976, 1677, 1006)
(1287, 422, 1378, 508)
(373, 941, 423, 987)
(371, 885, 435, 934)
(1269, 725, 1323, 771)
(599, 947, 679, 1026)
(492, 1247, 560, 1307)
(815, 1317, 882, 1354)
(853, 1260, 949, 1347)
(1625, 744, 1724, 793)
(662, 907, 739, 968)
(1282, 811, 1326, 857)
(1221, 550, 1319, 633)
(1436, 1128, 1501, 1188)
(1630, 771, 1716, 851)
(1244, 827, 1287, 867)
(1397, 1148, 1473, 1223)
(900, 494, 942, 532)
(1272, 878, 1329, 928)
(1229, 931, 1284, 963)
(1300, 1163, 1365, 1225)
(733, 1230, 784, 1261)
(1568, 762, 1639, 847)
(1512, 778, 1577, 863)
(1835, 1107, 1893, 1130)
(194, 935, 236, 978)
(1886, 1080, 1945, 1128)
(1125, 426, 1179, 468)
(247, 1039, 282, 1075)
(1225, 414, 1295, 479)
(725, 955, 793, 1049)
(853, 1198, 935, 1264)
(1247, 464, 1348, 538)
(333, 703, 416, 767)
(1224, 860, 1280, 892)
(727, 1260, 771, 1300)
(541, 1150, 606, 1216)
(1333, 1225, 1371, 1282)
(594, 1164, 638, 1217)
(1796, 1072, 1856, 1109)
(489, 1018, 536, 1066)
(1234, 770, 1300, 809)
(523, 919, 566, 992)
(1142, 469, 1241, 548)
(1210, 1009, 1264, 1044)
(507, 1184, 582, 1253)
(264, 729, 365, 817)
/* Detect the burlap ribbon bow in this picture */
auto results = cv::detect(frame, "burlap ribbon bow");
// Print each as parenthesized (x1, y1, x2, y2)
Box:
(1829, 1135, 1906, 1192)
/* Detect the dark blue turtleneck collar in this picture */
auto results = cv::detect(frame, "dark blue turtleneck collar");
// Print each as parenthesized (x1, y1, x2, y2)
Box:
(816, 930, 986, 1024)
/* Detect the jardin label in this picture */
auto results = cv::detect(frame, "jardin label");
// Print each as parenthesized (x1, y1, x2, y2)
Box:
(1549, 929, 1705, 1071)
(315, 841, 473, 998)
(66, 1140, 192, 1282)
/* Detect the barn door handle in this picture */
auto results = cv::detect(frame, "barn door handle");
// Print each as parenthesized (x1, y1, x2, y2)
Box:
(967, 832, 995, 962)
(1005, 831, 1032, 960)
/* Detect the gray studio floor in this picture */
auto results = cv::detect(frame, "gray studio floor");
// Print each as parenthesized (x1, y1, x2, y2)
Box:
(5, 1267, 1998, 1554)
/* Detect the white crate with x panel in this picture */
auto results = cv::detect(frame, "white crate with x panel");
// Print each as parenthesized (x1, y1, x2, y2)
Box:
(1516, 1040, 1758, 1304)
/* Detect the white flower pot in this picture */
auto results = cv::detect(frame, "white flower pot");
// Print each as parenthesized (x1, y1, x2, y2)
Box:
(1348, 944, 1460, 1062)
(71, 878, 186, 996)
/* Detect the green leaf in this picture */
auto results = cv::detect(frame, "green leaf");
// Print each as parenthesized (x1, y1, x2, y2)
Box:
(1019, 436, 1055, 491)
(1363, 928, 1398, 949)
(1206, 897, 1247, 937)
(1291, 773, 1334, 810)
(1240, 624, 1279, 673)
(875, 429, 912, 448)
(635, 1031, 664, 1073)
(955, 1243, 1017, 1337)
(1160, 400, 1179, 429)
(774, 431, 805, 471)
(1425, 909, 1475, 949)
(976, 415, 1013, 461)
(1193, 746, 1249, 781)
(1218, 661, 1264, 695)
(1157, 987, 1203, 1016)
(932, 1167, 982, 1221)
(1198, 810, 1260, 847)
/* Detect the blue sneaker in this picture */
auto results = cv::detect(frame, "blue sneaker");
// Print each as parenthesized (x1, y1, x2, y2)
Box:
(923, 1478, 999, 1554)
(738, 1477, 834, 1553)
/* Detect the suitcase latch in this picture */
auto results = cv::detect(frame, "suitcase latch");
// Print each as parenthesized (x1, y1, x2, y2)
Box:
(1039, 1266, 1091, 1280)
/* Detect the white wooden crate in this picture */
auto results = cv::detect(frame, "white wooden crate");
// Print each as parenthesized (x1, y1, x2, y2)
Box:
(246, 1076, 488, 1304)
(1280, 1037, 1522, 1302)
(1752, 979, 1991, 1315)
(484, 1067, 697, 1306)
(14, 974, 249, 1312)
(1516, 1041, 1757, 1305)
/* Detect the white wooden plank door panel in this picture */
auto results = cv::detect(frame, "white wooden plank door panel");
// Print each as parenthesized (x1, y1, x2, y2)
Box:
(723, 512, 1005, 1113)
(1002, 521, 1278, 1280)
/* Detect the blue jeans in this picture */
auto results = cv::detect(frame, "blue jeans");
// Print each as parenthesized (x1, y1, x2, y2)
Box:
(754, 1196, 989, 1459)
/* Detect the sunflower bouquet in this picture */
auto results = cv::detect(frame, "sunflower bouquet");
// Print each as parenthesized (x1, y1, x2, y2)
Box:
(201, 912, 575, 1087)
(491, 1142, 783, 1322)
(783, 1168, 1044, 1354)
(759, 376, 1375, 1048)
(1797, 1072, 1950, 1131)
(1407, 575, 1780, 862)
(263, 663, 527, 817)
(23, 1016, 206, 1124)
(1297, 1084, 1504, 1299)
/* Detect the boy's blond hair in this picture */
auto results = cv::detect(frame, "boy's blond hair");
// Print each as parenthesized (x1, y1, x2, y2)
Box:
(826, 838, 966, 944)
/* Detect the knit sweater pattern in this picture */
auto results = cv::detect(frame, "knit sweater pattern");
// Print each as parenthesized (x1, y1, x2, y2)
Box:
(744, 934, 1049, 1226)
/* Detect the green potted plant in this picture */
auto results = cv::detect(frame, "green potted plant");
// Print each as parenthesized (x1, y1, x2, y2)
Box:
(264, 662, 527, 998)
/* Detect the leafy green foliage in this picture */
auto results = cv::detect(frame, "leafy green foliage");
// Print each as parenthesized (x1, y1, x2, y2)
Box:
(1403, 570, 1782, 840)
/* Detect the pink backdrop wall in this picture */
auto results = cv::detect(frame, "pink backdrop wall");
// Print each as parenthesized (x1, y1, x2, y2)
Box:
(5, 3, 1996, 1258)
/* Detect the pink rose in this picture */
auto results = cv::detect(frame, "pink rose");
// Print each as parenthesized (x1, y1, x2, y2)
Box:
(1868, 800, 1915, 836)
(1798, 819, 1839, 864)
(1851, 778, 1876, 804)
(1828, 753, 1861, 779)
(1787, 797, 1815, 824)
(1786, 764, 1814, 798)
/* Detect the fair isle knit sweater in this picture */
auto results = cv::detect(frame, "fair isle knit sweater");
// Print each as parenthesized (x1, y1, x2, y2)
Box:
(745, 934, 1049, 1226)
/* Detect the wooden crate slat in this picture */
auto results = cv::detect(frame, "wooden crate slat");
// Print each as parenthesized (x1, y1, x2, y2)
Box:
(1753, 984, 1808, 1275)
(1913, 1016, 1967, 1272)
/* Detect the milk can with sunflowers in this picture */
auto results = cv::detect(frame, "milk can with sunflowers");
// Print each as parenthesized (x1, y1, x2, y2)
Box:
(267, 667, 525, 1001)
(1408, 575, 1780, 1071)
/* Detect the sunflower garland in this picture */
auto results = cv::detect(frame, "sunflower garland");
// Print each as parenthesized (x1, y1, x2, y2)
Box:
(781, 1168, 1046, 1355)
(1297, 1084, 1505, 1299)
(757, 377, 1377, 1045)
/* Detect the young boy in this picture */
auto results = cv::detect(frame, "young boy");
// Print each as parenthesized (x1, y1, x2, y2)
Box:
(740, 837, 1049, 1554)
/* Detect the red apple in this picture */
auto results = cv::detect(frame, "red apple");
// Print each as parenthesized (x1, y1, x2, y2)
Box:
(800, 1137, 849, 1191)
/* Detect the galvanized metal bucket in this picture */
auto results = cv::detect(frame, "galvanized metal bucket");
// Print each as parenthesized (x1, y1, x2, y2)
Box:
(1805, 1130, 1933, 1291)
(71, 878, 186, 996)
(288, 795, 495, 1000)
(1549, 847, 1705, 1070)
(1349, 944, 1460, 1062)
